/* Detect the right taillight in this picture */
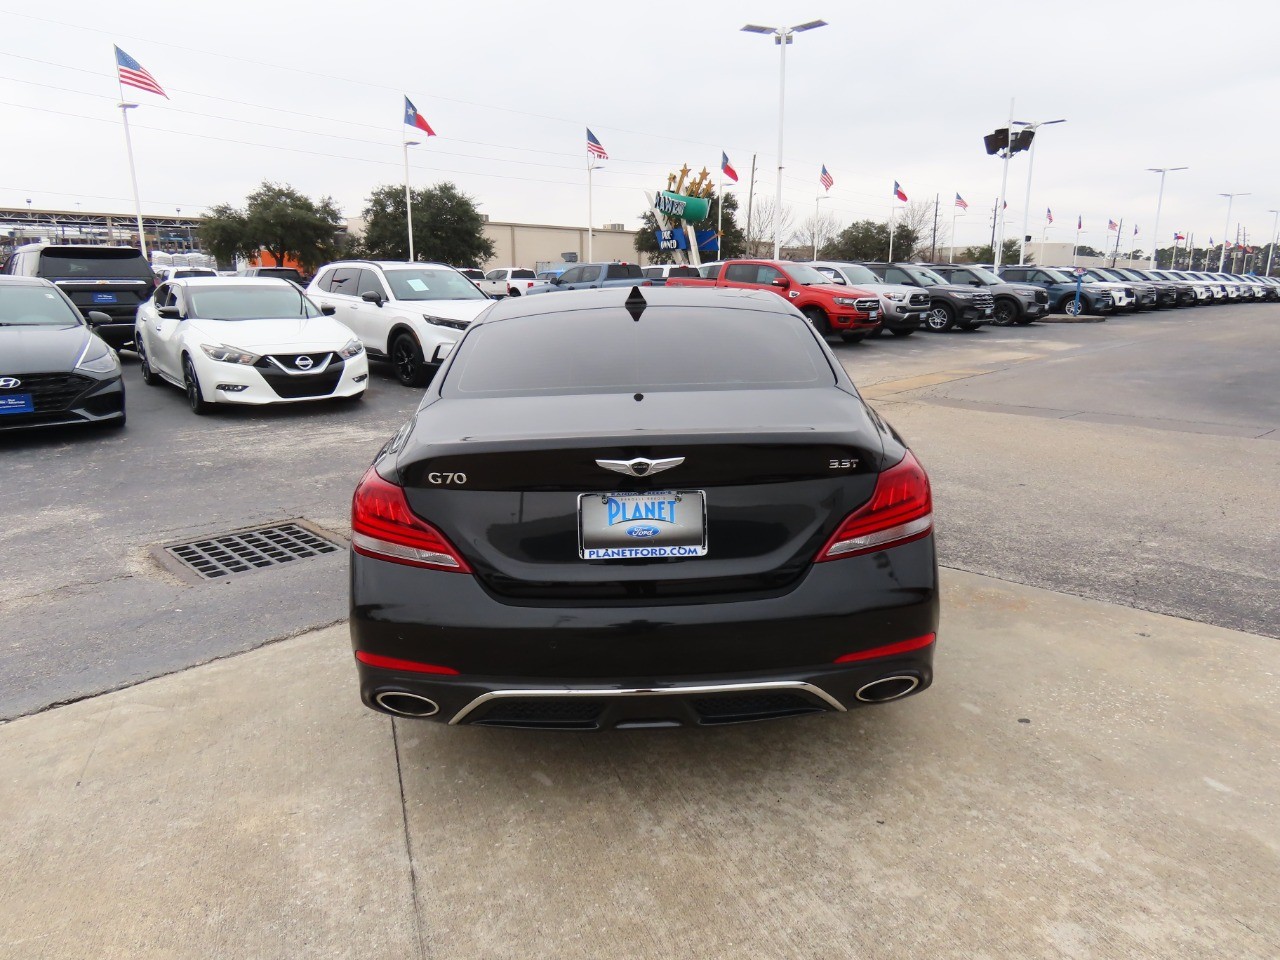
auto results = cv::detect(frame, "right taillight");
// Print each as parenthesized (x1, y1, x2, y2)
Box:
(815, 451, 933, 561)
(351, 467, 472, 572)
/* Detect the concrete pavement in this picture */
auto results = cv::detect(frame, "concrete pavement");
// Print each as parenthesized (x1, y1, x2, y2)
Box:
(2, 568, 1276, 959)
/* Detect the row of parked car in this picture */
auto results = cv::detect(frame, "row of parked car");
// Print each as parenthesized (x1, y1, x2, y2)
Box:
(2, 239, 1275, 435)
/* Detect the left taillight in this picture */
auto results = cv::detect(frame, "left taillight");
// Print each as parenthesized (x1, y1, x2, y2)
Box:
(815, 451, 933, 561)
(351, 467, 472, 572)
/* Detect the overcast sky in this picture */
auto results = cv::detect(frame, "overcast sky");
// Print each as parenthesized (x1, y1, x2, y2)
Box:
(2, 0, 1277, 253)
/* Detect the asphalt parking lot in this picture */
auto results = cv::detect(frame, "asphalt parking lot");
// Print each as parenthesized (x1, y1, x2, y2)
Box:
(1, 304, 1277, 958)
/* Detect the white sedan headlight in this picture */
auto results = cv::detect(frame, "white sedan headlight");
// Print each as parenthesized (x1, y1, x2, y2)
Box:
(883, 292, 906, 301)
(338, 339, 364, 359)
(200, 344, 261, 365)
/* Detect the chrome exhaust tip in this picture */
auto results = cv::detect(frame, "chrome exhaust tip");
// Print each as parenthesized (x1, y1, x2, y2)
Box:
(855, 675, 920, 703)
(374, 691, 440, 718)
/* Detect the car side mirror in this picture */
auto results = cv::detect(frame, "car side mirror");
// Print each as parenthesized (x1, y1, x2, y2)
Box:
(771, 277, 790, 288)
(85, 310, 112, 325)
(361, 290, 384, 306)
(320, 304, 336, 316)
(431, 342, 453, 363)
(831, 276, 846, 285)
(550, 276, 562, 285)
(157, 305, 181, 319)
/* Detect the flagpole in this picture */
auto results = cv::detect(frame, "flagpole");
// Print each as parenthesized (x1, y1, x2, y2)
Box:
(887, 204, 896, 262)
(950, 202, 958, 263)
(993, 97, 1014, 271)
(1073, 224, 1079, 265)
(117, 103, 148, 257)
(403, 140, 418, 262)
(813, 193, 819, 260)
(717, 168, 723, 262)
(1040, 225, 1049, 265)
(587, 159, 594, 262)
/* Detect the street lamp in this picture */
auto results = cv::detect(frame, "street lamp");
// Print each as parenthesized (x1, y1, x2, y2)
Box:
(403, 140, 421, 262)
(1146, 167, 1187, 268)
(742, 19, 827, 259)
(1013, 117, 1066, 265)
(1218, 192, 1249, 271)
(1266, 209, 1279, 277)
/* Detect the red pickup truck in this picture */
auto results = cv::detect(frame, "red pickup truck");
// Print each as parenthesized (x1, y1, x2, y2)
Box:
(666, 259, 882, 340)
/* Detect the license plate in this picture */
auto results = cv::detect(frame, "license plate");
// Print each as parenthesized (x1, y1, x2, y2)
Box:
(578, 490, 707, 559)
(0, 394, 34, 415)
(92, 293, 118, 304)
(867, 310, 878, 319)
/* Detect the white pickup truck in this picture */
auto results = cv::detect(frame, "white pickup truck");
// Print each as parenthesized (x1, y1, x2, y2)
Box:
(474, 267, 550, 298)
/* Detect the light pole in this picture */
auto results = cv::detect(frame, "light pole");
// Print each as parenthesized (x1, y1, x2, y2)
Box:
(403, 140, 421, 262)
(1218, 192, 1249, 271)
(1013, 117, 1065, 265)
(1266, 210, 1279, 277)
(1146, 166, 1187, 268)
(742, 19, 827, 260)
(812, 193, 829, 259)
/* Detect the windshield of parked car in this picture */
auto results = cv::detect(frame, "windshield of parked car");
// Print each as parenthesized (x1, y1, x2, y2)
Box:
(785, 263, 838, 286)
(822, 263, 879, 285)
(382, 268, 487, 301)
(903, 266, 949, 287)
(0, 285, 84, 326)
(446, 306, 833, 397)
(37, 248, 154, 280)
(185, 284, 322, 320)
(173, 269, 218, 279)
(962, 266, 1004, 284)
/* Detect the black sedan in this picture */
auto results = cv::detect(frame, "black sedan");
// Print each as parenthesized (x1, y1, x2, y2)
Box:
(0, 276, 125, 432)
(349, 287, 938, 729)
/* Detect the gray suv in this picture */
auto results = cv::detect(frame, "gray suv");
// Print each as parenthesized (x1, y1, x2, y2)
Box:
(924, 263, 1049, 325)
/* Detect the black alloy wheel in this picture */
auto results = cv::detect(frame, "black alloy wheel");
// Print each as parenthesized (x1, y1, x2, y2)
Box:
(925, 303, 955, 332)
(138, 340, 161, 385)
(391, 332, 432, 387)
(802, 307, 832, 338)
(992, 299, 1020, 325)
(183, 356, 210, 415)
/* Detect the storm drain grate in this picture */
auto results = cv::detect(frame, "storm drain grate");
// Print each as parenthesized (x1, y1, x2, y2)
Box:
(165, 523, 342, 580)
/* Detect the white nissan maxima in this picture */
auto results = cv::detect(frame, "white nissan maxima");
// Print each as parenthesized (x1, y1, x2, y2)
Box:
(135, 277, 368, 414)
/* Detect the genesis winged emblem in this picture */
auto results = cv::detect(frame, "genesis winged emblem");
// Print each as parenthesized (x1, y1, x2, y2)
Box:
(595, 456, 684, 478)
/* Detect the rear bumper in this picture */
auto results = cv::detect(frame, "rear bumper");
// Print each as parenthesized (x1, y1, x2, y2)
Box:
(350, 536, 939, 727)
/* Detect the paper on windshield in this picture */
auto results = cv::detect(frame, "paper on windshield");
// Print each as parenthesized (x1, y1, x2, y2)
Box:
(406, 279, 428, 292)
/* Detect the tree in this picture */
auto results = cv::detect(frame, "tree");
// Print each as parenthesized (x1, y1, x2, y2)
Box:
(199, 181, 344, 272)
(633, 190, 745, 264)
(1075, 245, 1103, 258)
(745, 199, 795, 257)
(818, 219, 918, 262)
(790, 210, 840, 257)
(358, 182, 494, 265)
(897, 200, 938, 259)
(958, 239, 1023, 264)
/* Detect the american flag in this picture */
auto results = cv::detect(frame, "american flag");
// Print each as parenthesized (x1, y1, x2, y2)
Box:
(1077, 215, 1082, 230)
(1107, 219, 1119, 231)
(819, 165, 833, 191)
(1046, 207, 1054, 224)
(1133, 224, 1139, 236)
(954, 193, 968, 210)
(114, 46, 167, 99)
(586, 128, 608, 160)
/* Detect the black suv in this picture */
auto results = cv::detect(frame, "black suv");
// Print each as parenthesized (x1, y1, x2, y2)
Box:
(860, 263, 994, 331)
(998, 265, 1117, 317)
(924, 263, 1049, 325)
(2, 244, 154, 349)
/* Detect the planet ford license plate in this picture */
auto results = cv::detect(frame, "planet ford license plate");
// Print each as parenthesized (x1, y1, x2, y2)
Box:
(0, 394, 34, 415)
(578, 490, 707, 560)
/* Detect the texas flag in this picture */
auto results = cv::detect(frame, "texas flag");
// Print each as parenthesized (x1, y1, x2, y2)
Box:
(893, 181, 908, 202)
(721, 152, 738, 183)
(404, 96, 436, 137)
(1174, 232, 1186, 241)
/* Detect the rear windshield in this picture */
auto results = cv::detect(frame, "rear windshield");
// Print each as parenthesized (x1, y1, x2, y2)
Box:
(605, 264, 643, 279)
(0, 285, 83, 326)
(382, 268, 487, 301)
(38, 248, 153, 280)
(445, 306, 832, 397)
(510, 269, 536, 279)
(253, 268, 303, 281)
(173, 269, 218, 279)
(186, 284, 321, 320)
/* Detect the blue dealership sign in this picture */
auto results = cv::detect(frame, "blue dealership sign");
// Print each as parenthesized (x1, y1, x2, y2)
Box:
(654, 229, 688, 251)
